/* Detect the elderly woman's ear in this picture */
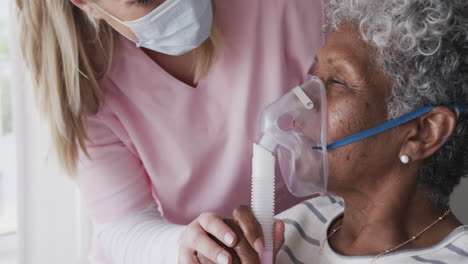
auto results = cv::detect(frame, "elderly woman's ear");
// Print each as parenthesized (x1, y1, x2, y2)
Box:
(401, 107, 457, 163)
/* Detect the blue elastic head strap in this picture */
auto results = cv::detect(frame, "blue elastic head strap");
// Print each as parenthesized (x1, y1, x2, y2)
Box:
(312, 105, 468, 151)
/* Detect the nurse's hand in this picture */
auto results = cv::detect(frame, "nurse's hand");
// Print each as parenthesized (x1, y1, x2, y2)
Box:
(197, 206, 285, 264)
(178, 212, 239, 264)
(202, 219, 258, 264)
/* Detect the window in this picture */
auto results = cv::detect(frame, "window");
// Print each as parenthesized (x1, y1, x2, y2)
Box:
(0, 1, 17, 263)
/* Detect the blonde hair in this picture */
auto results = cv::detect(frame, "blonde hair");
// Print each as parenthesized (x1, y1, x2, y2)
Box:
(16, 0, 220, 175)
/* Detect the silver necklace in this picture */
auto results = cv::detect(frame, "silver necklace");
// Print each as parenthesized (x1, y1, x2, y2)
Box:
(319, 208, 451, 263)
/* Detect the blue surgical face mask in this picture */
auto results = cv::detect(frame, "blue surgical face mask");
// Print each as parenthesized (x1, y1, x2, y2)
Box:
(93, 0, 213, 56)
(312, 105, 468, 151)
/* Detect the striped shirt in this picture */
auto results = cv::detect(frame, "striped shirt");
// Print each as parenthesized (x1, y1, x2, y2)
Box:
(276, 196, 468, 264)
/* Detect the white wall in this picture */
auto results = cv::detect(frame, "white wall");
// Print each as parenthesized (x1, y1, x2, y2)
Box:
(11, 7, 91, 263)
(14, 62, 91, 264)
(15, 69, 79, 264)
(0, 233, 17, 264)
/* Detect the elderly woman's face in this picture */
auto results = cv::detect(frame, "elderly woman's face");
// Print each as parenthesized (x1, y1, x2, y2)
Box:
(315, 23, 403, 192)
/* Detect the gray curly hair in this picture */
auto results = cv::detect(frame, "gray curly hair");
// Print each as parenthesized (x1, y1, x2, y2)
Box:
(326, 0, 468, 205)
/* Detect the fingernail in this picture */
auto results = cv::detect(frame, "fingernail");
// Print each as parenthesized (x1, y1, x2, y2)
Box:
(217, 253, 229, 264)
(224, 233, 235, 246)
(254, 238, 265, 253)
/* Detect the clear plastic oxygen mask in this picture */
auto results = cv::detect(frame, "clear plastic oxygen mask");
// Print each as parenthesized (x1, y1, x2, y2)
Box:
(251, 76, 328, 263)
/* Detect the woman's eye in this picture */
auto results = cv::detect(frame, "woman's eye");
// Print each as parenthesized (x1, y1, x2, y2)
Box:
(330, 78, 346, 86)
(136, 0, 151, 5)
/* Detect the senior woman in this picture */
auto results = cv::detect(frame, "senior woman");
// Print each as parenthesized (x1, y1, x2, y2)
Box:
(273, 0, 468, 263)
(198, 0, 468, 263)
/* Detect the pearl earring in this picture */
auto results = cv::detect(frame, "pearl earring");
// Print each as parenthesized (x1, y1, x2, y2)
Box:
(400, 155, 410, 164)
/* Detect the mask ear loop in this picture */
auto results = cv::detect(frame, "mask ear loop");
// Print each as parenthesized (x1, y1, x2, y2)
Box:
(92, 3, 126, 24)
(92, 3, 141, 44)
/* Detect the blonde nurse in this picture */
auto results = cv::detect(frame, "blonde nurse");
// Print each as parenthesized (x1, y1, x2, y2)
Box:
(16, 0, 326, 263)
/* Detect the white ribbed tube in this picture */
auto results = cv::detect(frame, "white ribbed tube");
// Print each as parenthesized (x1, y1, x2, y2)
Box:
(251, 142, 276, 264)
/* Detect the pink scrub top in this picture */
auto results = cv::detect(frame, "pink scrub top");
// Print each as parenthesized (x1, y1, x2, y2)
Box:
(77, 0, 325, 257)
